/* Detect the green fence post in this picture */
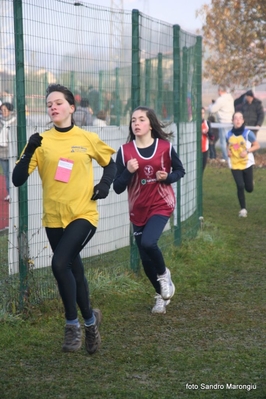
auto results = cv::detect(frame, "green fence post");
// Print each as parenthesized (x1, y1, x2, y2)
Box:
(196, 35, 203, 221)
(130, 9, 140, 272)
(99, 70, 104, 111)
(70, 71, 75, 93)
(13, 75, 17, 109)
(115, 67, 120, 125)
(173, 24, 181, 246)
(173, 25, 180, 128)
(182, 46, 188, 122)
(145, 59, 151, 105)
(131, 9, 140, 111)
(157, 52, 163, 117)
(13, 0, 29, 310)
(44, 72, 49, 93)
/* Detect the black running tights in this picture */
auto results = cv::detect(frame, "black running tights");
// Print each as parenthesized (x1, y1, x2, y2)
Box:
(46, 219, 96, 321)
(231, 166, 253, 209)
(133, 215, 169, 294)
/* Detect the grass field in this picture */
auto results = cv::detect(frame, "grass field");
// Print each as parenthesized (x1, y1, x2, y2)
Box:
(1, 156, 266, 399)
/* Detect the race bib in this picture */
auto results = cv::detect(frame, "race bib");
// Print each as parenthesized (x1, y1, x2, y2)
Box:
(54, 158, 74, 183)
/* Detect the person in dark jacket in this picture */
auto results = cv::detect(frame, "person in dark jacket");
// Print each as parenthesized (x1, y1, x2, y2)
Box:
(241, 90, 265, 136)
(234, 93, 246, 112)
(74, 98, 93, 127)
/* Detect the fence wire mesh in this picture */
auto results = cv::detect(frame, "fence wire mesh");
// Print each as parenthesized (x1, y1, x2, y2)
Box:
(0, 0, 202, 313)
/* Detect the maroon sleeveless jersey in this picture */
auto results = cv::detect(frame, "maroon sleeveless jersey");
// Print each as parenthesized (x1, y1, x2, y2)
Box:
(121, 139, 176, 226)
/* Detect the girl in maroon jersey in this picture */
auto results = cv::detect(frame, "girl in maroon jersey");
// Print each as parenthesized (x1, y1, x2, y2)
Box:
(114, 106, 185, 314)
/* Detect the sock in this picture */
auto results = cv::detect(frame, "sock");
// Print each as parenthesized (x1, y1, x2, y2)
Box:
(84, 314, 95, 327)
(66, 318, 80, 327)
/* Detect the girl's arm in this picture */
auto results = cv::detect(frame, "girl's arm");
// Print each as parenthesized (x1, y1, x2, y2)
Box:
(91, 158, 117, 200)
(12, 133, 42, 187)
(113, 148, 134, 194)
(163, 147, 185, 185)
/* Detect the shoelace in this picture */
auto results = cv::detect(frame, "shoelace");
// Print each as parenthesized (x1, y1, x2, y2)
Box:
(65, 326, 79, 345)
(85, 324, 99, 343)
(156, 299, 165, 308)
(157, 274, 169, 291)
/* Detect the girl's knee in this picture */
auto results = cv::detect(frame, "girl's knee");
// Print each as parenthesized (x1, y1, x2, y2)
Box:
(237, 184, 245, 191)
(246, 186, 253, 193)
(141, 238, 156, 252)
(51, 255, 64, 275)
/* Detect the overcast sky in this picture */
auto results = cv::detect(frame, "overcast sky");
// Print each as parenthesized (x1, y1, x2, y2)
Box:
(94, 0, 211, 32)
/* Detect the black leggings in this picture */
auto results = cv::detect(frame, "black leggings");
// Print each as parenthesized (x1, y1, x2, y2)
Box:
(46, 219, 96, 321)
(202, 150, 208, 172)
(231, 166, 253, 209)
(133, 215, 169, 294)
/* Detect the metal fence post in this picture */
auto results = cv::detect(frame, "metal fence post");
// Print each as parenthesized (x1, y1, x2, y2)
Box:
(130, 9, 140, 272)
(115, 67, 120, 125)
(182, 47, 188, 122)
(99, 70, 104, 111)
(157, 52, 163, 117)
(70, 71, 75, 93)
(196, 35, 203, 221)
(13, 0, 29, 310)
(173, 24, 181, 245)
(131, 9, 140, 111)
(145, 59, 151, 105)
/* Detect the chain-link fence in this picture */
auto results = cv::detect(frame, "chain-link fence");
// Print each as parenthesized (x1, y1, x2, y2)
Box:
(0, 0, 202, 313)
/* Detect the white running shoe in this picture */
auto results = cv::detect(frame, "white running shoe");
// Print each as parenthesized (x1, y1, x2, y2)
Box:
(239, 209, 247, 218)
(4, 195, 10, 201)
(151, 293, 170, 314)
(157, 267, 175, 300)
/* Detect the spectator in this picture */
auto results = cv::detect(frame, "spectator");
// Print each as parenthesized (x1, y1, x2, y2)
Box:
(241, 90, 265, 136)
(88, 85, 100, 116)
(0, 102, 16, 201)
(207, 102, 219, 160)
(162, 83, 173, 120)
(211, 85, 235, 162)
(234, 92, 246, 112)
(2, 90, 12, 104)
(93, 110, 107, 127)
(226, 111, 260, 218)
(201, 107, 209, 172)
(105, 91, 122, 126)
(74, 98, 93, 127)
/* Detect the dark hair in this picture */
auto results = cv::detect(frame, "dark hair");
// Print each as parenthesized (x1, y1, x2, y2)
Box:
(0, 102, 14, 112)
(233, 111, 245, 120)
(46, 84, 76, 123)
(80, 98, 89, 108)
(97, 110, 106, 121)
(245, 90, 254, 98)
(127, 106, 173, 142)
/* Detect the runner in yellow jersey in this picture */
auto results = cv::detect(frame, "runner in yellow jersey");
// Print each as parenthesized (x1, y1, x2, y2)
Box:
(13, 84, 116, 354)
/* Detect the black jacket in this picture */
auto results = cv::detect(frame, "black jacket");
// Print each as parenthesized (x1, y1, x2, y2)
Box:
(242, 98, 265, 127)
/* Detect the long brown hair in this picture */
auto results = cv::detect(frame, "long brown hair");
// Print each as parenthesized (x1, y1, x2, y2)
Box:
(127, 106, 174, 142)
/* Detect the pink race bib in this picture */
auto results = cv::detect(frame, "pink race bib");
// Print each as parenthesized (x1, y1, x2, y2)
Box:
(54, 158, 74, 183)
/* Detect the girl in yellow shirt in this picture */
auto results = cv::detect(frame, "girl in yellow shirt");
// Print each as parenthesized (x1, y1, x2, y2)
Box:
(12, 84, 116, 354)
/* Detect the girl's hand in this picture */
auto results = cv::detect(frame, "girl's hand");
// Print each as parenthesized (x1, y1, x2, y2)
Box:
(127, 158, 139, 173)
(156, 170, 168, 181)
(240, 150, 248, 158)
